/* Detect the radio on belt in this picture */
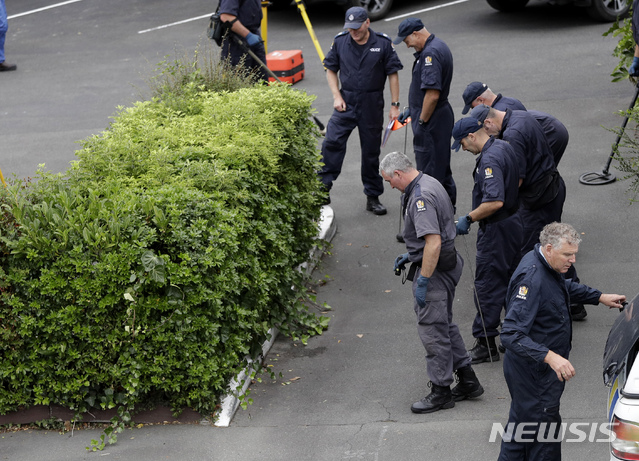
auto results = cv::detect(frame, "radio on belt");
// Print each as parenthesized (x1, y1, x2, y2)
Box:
(266, 50, 305, 84)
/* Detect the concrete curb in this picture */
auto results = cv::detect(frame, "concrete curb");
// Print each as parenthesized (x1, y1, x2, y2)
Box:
(213, 205, 336, 427)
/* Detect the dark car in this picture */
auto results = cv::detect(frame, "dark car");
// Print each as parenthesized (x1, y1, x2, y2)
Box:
(603, 292, 639, 460)
(277, 0, 393, 21)
(487, 0, 630, 22)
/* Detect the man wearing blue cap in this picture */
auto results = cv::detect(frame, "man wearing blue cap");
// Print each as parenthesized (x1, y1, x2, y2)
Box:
(462, 83, 570, 167)
(219, 0, 267, 80)
(318, 7, 403, 215)
(461, 82, 525, 115)
(452, 117, 522, 364)
(393, 18, 456, 207)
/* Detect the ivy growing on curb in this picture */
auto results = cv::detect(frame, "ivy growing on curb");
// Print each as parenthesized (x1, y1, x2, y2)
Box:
(0, 53, 329, 449)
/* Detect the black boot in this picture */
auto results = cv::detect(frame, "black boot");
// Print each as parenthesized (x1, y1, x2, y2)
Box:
(468, 337, 500, 364)
(366, 196, 387, 215)
(570, 303, 587, 321)
(410, 382, 455, 414)
(451, 365, 484, 402)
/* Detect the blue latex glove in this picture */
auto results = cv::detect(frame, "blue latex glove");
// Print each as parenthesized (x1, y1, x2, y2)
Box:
(398, 108, 410, 123)
(630, 57, 639, 77)
(245, 32, 261, 48)
(394, 253, 409, 273)
(415, 274, 430, 308)
(456, 215, 472, 235)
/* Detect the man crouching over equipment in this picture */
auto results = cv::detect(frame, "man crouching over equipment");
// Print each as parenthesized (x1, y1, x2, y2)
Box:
(380, 152, 483, 413)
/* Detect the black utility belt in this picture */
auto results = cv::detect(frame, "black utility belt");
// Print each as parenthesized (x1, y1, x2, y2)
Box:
(406, 245, 458, 281)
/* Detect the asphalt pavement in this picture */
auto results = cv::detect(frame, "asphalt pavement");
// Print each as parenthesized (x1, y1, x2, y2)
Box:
(1, 0, 638, 460)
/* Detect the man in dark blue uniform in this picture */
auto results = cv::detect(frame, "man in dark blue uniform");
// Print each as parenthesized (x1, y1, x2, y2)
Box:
(462, 84, 570, 167)
(380, 152, 483, 413)
(452, 118, 522, 364)
(471, 105, 565, 260)
(461, 82, 525, 115)
(393, 18, 456, 207)
(499, 222, 625, 460)
(219, 0, 267, 81)
(470, 104, 586, 320)
(318, 7, 403, 215)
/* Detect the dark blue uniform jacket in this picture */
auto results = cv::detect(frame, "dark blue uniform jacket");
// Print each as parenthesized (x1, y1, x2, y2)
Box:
(491, 94, 526, 112)
(472, 137, 520, 213)
(501, 244, 601, 363)
(323, 29, 403, 97)
(498, 109, 555, 190)
(408, 34, 452, 120)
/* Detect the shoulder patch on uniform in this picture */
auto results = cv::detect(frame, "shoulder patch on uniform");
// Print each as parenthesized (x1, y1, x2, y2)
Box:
(334, 31, 349, 39)
(415, 199, 427, 212)
(516, 285, 528, 300)
(376, 32, 392, 41)
(484, 167, 493, 179)
(424, 56, 433, 66)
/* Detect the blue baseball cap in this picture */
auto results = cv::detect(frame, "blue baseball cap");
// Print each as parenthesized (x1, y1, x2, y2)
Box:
(392, 18, 424, 45)
(344, 7, 368, 29)
(462, 81, 488, 114)
(451, 117, 483, 152)
(470, 104, 491, 123)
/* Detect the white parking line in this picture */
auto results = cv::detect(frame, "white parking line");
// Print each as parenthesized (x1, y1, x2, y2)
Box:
(384, 0, 470, 22)
(7, 0, 84, 20)
(138, 14, 212, 34)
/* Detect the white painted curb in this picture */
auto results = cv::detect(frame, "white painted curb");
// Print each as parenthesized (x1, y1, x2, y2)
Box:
(213, 205, 336, 427)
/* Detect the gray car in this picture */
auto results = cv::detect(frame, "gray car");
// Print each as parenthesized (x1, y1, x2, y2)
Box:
(487, 0, 630, 22)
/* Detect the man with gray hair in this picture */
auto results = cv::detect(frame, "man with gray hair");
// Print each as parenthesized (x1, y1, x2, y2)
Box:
(381, 152, 483, 413)
(498, 222, 625, 460)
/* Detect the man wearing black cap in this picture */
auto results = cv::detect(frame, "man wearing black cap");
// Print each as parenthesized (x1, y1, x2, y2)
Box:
(318, 7, 403, 215)
(219, 0, 267, 81)
(452, 117, 522, 364)
(461, 83, 570, 167)
(470, 104, 565, 263)
(393, 18, 456, 207)
(461, 82, 525, 115)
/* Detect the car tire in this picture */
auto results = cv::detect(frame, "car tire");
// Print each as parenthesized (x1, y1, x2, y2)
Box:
(351, 0, 394, 21)
(586, 0, 630, 22)
(486, 0, 529, 12)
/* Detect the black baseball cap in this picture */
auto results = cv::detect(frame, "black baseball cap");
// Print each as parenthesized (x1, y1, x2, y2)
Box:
(344, 7, 368, 29)
(392, 18, 424, 45)
(462, 82, 488, 114)
(451, 117, 483, 152)
(470, 104, 491, 123)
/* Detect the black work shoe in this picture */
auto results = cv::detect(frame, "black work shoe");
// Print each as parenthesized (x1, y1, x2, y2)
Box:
(469, 340, 500, 364)
(366, 196, 387, 215)
(451, 365, 484, 402)
(0, 62, 17, 72)
(411, 382, 455, 414)
(571, 304, 587, 321)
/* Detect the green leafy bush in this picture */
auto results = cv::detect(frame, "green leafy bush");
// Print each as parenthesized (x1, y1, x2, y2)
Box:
(0, 70, 328, 425)
(604, 13, 636, 82)
(604, 12, 639, 200)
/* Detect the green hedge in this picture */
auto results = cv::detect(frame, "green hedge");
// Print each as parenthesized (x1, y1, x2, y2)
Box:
(0, 82, 328, 419)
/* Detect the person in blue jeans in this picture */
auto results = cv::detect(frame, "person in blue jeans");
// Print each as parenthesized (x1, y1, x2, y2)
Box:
(0, 0, 17, 72)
